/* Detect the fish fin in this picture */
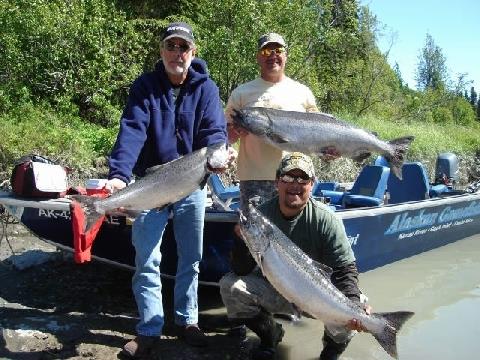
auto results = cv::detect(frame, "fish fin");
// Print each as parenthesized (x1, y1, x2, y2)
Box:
(372, 311, 415, 359)
(123, 210, 142, 219)
(253, 252, 264, 272)
(352, 151, 372, 163)
(312, 259, 333, 277)
(300, 310, 315, 319)
(69, 195, 103, 233)
(270, 133, 289, 144)
(384, 136, 415, 180)
(200, 173, 210, 189)
(144, 163, 166, 175)
(231, 109, 248, 130)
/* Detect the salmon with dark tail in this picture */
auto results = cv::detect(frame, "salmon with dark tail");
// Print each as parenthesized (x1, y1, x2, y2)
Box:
(69, 145, 221, 232)
(239, 203, 414, 359)
(232, 107, 414, 179)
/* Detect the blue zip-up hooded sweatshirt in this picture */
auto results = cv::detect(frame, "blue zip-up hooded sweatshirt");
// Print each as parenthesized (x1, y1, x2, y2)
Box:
(108, 58, 227, 183)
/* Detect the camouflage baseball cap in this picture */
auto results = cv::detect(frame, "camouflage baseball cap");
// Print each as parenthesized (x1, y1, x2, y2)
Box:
(257, 32, 287, 49)
(277, 152, 315, 178)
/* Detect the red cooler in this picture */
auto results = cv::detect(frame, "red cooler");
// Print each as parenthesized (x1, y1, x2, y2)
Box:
(86, 179, 108, 196)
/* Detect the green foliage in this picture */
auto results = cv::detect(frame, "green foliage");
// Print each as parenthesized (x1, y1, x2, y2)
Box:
(415, 33, 448, 91)
(0, 0, 479, 183)
(349, 113, 480, 157)
(0, 0, 165, 126)
(477, 99, 480, 121)
(432, 107, 454, 124)
(0, 102, 117, 180)
(451, 96, 476, 126)
(469, 87, 478, 107)
(392, 87, 476, 126)
(183, 0, 327, 101)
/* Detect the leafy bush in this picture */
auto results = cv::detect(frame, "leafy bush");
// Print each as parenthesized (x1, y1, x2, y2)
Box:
(432, 107, 454, 124)
(452, 97, 476, 126)
(0, 0, 165, 126)
(0, 103, 117, 182)
(1, 0, 479, 186)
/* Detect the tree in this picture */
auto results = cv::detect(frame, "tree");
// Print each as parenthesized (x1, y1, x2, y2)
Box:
(415, 33, 448, 91)
(470, 86, 478, 108)
(393, 62, 404, 88)
(477, 98, 480, 121)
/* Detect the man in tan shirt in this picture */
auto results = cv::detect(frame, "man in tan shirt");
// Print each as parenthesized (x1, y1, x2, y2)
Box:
(225, 32, 319, 209)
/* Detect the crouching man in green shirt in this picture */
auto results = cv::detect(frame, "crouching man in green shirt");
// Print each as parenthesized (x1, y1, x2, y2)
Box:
(219, 152, 370, 360)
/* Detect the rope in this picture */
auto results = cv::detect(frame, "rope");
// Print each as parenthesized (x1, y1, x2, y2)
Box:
(0, 205, 18, 268)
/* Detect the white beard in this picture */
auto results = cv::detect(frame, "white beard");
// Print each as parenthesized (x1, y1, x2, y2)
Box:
(164, 56, 193, 76)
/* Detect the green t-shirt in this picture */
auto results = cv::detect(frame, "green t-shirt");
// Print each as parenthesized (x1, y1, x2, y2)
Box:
(258, 196, 355, 268)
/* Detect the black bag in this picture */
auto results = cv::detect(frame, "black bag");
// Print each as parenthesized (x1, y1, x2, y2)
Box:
(10, 154, 68, 198)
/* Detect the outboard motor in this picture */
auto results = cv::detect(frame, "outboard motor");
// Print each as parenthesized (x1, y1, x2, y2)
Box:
(434, 152, 459, 188)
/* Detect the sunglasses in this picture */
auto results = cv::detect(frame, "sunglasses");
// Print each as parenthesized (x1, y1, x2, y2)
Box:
(164, 41, 193, 53)
(259, 47, 286, 57)
(279, 174, 311, 184)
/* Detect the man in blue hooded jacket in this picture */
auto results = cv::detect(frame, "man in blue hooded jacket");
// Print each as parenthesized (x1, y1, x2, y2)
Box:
(105, 22, 229, 358)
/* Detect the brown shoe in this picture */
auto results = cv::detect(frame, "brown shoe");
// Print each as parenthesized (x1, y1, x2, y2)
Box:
(121, 335, 158, 359)
(178, 324, 208, 347)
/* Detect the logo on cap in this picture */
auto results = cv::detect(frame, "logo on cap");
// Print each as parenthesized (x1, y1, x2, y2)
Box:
(161, 21, 194, 43)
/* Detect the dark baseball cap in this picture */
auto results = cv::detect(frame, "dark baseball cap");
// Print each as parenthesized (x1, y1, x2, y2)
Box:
(161, 22, 195, 44)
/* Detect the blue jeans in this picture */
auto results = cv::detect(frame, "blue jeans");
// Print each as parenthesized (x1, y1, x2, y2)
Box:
(131, 187, 206, 336)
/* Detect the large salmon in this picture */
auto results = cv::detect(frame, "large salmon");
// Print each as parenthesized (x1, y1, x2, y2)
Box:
(71, 144, 227, 231)
(239, 203, 414, 359)
(232, 107, 414, 179)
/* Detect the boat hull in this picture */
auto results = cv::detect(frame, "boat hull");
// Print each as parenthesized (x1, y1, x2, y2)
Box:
(2, 192, 480, 284)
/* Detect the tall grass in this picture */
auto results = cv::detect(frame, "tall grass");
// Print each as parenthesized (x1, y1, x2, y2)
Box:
(320, 113, 480, 184)
(0, 103, 119, 184)
(350, 114, 480, 156)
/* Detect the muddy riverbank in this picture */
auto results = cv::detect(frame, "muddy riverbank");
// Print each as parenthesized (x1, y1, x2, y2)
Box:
(0, 223, 250, 360)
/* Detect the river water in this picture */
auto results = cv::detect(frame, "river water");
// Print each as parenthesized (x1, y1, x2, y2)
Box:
(273, 234, 480, 360)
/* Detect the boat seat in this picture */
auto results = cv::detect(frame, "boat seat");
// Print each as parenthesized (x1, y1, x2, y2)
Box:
(317, 165, 390, 208)
(373, 155, 390, 167)
(387, 162, 448, 204)
(312, 181, 342, 205)
(312, 181, 339, 195)
(207, 174, 240, 211)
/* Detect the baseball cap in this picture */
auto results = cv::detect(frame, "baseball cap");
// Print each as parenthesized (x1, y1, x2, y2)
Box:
(277, 152, 315, 178)
(161, 22, 195, 44)
(257, 32, 287, 50)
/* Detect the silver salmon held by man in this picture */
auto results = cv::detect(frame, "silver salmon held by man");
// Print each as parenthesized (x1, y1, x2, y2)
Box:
(232, 107, 414, 179)
(71, 145, 219, 232)
(239, 204, 414, 359)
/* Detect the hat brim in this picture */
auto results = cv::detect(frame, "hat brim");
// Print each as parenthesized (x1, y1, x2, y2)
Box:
(258, 40, 287, 50)
(280, 165, 314, 178)
(163, 34, 195, 45)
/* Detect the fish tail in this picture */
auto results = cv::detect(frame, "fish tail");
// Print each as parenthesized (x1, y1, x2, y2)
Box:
(384, 136, 415, 180)
(372, 311, 414, 359)
(70, 195, 104, 233)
